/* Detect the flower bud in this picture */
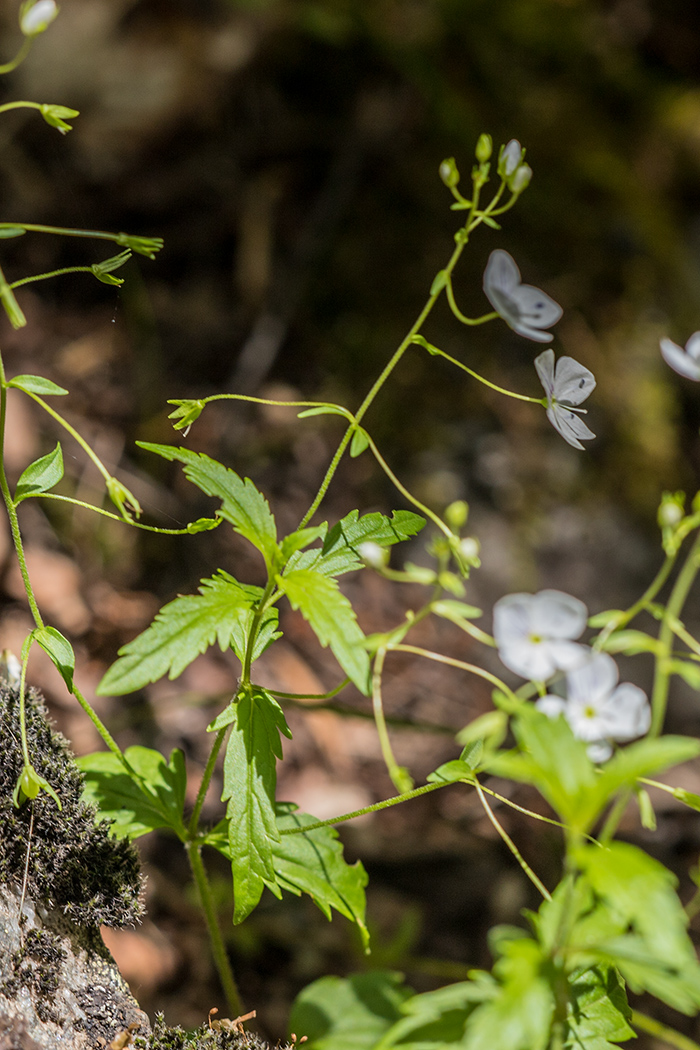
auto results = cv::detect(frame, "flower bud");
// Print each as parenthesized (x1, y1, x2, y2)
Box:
(357, 541, 389, 570)
(509, 163, 532, 194)
(458, 536, 480, 562)
(439, 157, 460, 188)
(445, 500, 468, 529)
(498, 139, 523, 179)
(658, 491, 684, 528)
(20, 0, 58, 36)
(475, 133, 492, 163)
(40, 103, 79, 135)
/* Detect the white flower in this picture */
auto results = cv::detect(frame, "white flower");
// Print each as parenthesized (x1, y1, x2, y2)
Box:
(357, 541, 388, 569)
(660, 332, 700, 381)
(483, 250, 563, 343)
(493, 589, 588, 681)
(535, 349, 596, 450)
(536, 651, 651, 762)
(500, 140, 523, 178)
(20, 0, 58, 35)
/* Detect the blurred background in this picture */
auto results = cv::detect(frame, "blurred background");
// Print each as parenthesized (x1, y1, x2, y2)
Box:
(3, 0, 700, 1041)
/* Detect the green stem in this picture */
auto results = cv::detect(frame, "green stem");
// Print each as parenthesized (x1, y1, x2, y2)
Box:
(22, 392, 113, 484)
(631, 1009, 700, 1050)
(186, 841, 242, 1017)
(0, 100, 43, 117)
(0, 38, 32, 76)
(365, 433, 453, 540)
(372, 647, 410, 792)
(651, 532, 700, 737)
(71, 682, 124, 761)
(188, 727, 227, 837)
(279, 781, 448, 834)
(10, 265, 94, 289)
(594, 552, 675, 650)
(415, 338, 543, 403)
(391, 642, 519, 700)
(445, 278, 497, 326)
(0, 221, 131, 244)
(35, 491, 219, 535)
(474, 778, 551, 900)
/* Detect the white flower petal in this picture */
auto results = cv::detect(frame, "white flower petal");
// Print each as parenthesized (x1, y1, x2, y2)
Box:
(508, 318, 556, 343)
(535, 349, 555, 396)
(686, 332, 700, 362)
(552, 356, 596, 406)
(567, 652, 619, 706)
(546, 405, 596, 449)
(586, 740, 613, 763)
(484, 250, 521, 297)
(535, 695, 567, 719)
(660, 338, 700, 381)
(498, 640, 559, 680)
(598, 683, 651, 741)
(510, 285, 563, 328)
(493, 593, 532, 647)
(529, 590, 588, 639)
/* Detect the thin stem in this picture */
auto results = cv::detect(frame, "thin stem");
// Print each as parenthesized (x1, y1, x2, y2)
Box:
(35, 492, 219, 535)
(594, 552, 675, 650)
(186, 841, 242, 1017)
(598, 790, 631, 846)
(372, 648, 410, 792)
(21, 392, 113, 484)
(188, 392, 352, 416)
(0, 38, 32, 76)
(0, 221, 127, 243)
(630, 1009, 700, 1050)
(71, 683, 124, 761)
(188, 727, 227, 837)
(474, 778, 551, 901)
(10, 265, 94, 289)
(445, 278, 497, 326)
(415, 338, 543, 404)
(390, 643, 519, 699)
(279, 781, 448, 834)
(651, 532, 700, 736)
(364, 433, 452, 540)
(0, 100, 43, 116)
(270, 678, 350, 701)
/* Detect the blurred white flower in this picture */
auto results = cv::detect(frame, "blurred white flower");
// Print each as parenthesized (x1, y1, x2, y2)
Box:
(20, 0, 58, 35)
(483, 250, 562, 343)
(493, 589, 588, 681)
(536, 651, 650, 762)
(535, 349, 596, 450)
(499, 140, 523, 178)
(357, 541, 388, 569)
(660, 333, 700, 381)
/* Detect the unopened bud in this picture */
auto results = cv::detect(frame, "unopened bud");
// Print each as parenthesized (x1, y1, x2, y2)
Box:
(439, 157, 460, 188)
(498, 139, 523, 178)
(357, 542, 389, 569)
(475, 134, 492, 163)
(658, 491, 684, 528)
(20, 0, 58, 36)
(509, 163, 532, 194)
(458, 536, 480, 562)
(445, 500, 468, 530)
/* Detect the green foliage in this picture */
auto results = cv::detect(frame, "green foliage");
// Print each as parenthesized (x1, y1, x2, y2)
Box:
(138, 443, 280, 570)
(276, 569, 370, 694)
(220, 687, 292, 923)
(77, 745, 187, 840)
(34, 625, 74, 691)
(7, 374, 67, 396)
(287, 509, 425, 578)
(289, 972, 414, 1050)
(98, 573, 267, 695)
(14, 443, 63, 502)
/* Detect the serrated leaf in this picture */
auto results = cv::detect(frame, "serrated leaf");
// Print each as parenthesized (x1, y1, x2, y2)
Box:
(277, 569, 370, 694)
(377, 978, 493, 1049)
(463, 938, 553, 1050)
(222, 687, 292, 923)
(598, 630, 661, 655)
(98, 573, 263, 695)
(137, 443, 279, 567)
(8, 374, 68, 396)
(279, 525, 327, 563)
(34, 625, 74, 690)
(289, 972, 414, 1050)
(77, 745, 187, 839)
(270, 803, 371, 947)
(566, 965, 634, 1046)
(288, 509, 425, 579)
(15, 443, 64, 501)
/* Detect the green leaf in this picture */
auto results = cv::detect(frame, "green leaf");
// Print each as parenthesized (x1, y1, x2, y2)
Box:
(668, 659, 700, 689)
(0, 227, 27, 239)
(598, 629, 661, 655)
(222, 687, 292, 923)
(432, 599, 483, 621)
(350, 428, 369, 457)
(98, 573, 263, 695)
(377, 978, 493, 1049)
(137, 443, 279, 568)
(34, 625, 74, 690)
(427, 758, 476, 784)
(430, 270, 448, 295)
(8, 374, 68, 396)
(279, 525, 327, 564)
(289, 972, 414, 1050)
(456, 710, 508, 750)
(15, 443, 64, 502)
(595, 736, 700, 805)
(565, 965, 634, 1047)
(297, 405, 351, 419)
(277, 569, 370, 694)
(463, 938, 553, 1050)
(289, 509, 425, 578)
(77, 745, 187, 839)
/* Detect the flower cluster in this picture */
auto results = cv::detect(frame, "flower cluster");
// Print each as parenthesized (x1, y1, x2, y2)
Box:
(493, 589, 651, 761)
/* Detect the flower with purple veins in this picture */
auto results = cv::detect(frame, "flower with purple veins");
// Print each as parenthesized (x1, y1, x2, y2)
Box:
(535, 349, 596, 450)
(483, 250, 562, 343)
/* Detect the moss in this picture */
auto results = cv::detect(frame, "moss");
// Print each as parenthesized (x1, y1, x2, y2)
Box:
(0, 684, 144, 928)
(139, 1015, 293, 1050)
(0, 927, 67, 1023)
